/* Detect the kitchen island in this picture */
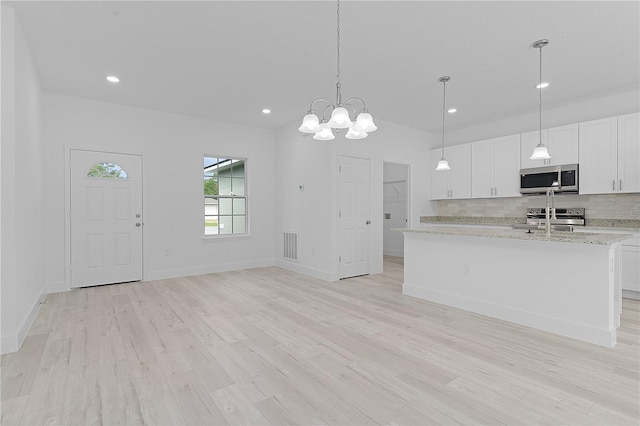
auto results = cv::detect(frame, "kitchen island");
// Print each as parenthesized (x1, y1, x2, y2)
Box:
(397, 226, 632, 347)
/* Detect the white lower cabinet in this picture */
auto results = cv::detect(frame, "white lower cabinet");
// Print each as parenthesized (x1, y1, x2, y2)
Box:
(472, 134, 521, 198)
(431, 144, 471, 200)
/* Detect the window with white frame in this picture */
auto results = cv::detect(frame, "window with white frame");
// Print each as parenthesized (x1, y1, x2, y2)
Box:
(204, 156, 247, 236)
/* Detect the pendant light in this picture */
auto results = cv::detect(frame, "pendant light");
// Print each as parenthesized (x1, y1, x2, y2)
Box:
(530, 39, 551, 160)
(435, 76, 451, 171)
(299, 0, 377, 139)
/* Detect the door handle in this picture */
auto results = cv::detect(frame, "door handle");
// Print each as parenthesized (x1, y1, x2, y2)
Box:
(136, 213, 141, 218)
(365, 220, 371, 225)
(136, 222, 141, 227)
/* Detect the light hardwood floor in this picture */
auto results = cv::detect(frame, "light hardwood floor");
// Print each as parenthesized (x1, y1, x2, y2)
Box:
(2, 257, 639, 425)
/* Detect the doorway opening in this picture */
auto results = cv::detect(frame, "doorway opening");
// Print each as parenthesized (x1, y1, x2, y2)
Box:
(383, 162, 409, 273)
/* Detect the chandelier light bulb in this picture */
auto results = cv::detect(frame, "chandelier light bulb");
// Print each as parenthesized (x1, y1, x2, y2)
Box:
(313, 123, 335, 140)
(327, 107, 353, 129)
(353, 112, 377, 133)
(299, 113, 321, 133)
(345, 127, 368, 140)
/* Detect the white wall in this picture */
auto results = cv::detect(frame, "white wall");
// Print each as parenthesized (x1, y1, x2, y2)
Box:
(275, 118, 436, 281)
(383, 162, 408, 257)
(446, 89, 640, 146)
(42, 93, 277, 292)
(1, 6, 47, 353)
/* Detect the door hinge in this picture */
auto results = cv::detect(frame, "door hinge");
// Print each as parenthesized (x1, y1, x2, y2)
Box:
(339, 166, 342, 172)
(339, 210, 341, 217)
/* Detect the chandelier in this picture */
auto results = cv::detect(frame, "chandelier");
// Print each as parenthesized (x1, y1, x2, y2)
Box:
(298, 0, 377, 140)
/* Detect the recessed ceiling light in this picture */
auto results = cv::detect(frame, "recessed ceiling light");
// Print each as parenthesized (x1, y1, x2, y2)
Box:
(447, 108, 457, 114)
(106, 75, 120, 83)
(262, 108, 271, 114)
(536, 82, 549, 89)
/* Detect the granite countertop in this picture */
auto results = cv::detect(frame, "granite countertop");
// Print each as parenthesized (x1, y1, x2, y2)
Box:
(394, 225, 633, 245)
(420, 216, 640, 231)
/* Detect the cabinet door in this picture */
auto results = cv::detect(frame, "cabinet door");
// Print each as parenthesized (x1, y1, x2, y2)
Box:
(622, 245, 640, 292)
(448, 143, 471, 199)
(617, 113, 639, 193)
(520, 130, 548, 169)
(471, 139, 494, 198)
(579, 117, 618, 194)
(547, 124, 578, 166)
(493, 134, 522, 198)
(431, 148, 450, 200)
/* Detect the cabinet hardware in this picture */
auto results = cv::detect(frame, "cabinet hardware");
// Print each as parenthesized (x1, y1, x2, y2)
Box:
(619, 179, 622, 191)
(495, 187, 498, 196)
(612, 180, 616, 191)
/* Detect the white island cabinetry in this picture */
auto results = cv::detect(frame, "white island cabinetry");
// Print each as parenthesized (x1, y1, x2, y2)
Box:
(399, 226, 630, 347)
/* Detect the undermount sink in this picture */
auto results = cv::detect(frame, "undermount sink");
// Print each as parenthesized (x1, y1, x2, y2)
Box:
(512, 223, 574, 232)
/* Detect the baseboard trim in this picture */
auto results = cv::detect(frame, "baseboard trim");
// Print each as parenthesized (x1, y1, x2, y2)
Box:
(383, 249, 404, 257)
(145, 258, 276, 281)
(622, 289, 640, 300)
(1, 285, 48, 354)
(275, 259, 336, 282)
(403, 283, 616, 348)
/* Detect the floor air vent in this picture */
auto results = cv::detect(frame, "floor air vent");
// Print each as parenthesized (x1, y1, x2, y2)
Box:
(283, 232, 298, 261)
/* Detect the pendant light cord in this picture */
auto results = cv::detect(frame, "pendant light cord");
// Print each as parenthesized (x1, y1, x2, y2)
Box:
(335, 0, 342, 105)
(442, 79, 446, 159)
(539, 44, 543, 146)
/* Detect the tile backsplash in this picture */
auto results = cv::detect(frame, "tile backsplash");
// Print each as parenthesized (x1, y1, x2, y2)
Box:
(436, 193, 640, 220)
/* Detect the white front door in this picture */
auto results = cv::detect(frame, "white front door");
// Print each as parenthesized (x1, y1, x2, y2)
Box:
(339, 156, 371, 279)
(70, 150, 143, 288)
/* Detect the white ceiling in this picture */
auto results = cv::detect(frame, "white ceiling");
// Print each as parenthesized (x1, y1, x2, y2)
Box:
(7, 1, 640, 134)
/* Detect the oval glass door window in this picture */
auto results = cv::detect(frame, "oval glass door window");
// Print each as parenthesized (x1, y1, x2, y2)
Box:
(86, 162, 129, 179)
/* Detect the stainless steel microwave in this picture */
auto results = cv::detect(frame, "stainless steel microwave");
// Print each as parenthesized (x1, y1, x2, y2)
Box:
(520, 164, 579, 194)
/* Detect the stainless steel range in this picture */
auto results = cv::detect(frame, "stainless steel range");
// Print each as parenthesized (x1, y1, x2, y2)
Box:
(526, 207, 585, 226)
(513, 208, 585, 232)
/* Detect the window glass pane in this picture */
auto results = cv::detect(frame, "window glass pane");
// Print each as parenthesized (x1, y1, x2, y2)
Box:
(233, 215, 246, 234)
(231, 161, 245, 178)
(219, 216, 233, 234)
(204, 177, 218, 195)
(233, 198, 245, 215)
(87, 162, 128, 179)
(219, 198, 232, 215)
(232, 178, 245, 196)
(218, 177, 232, 195)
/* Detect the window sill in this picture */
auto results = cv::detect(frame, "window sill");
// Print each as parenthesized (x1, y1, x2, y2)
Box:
(202, 233, 251, 241)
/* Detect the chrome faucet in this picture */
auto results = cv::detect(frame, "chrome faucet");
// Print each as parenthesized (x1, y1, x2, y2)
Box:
(545, 182, 559, 238)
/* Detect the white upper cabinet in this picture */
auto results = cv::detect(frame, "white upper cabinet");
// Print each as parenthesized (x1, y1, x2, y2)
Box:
(472, 134, 521, 198)
(431, 144, 471, 200)
(520, 124, 578, 168)
(617, 112, 640, 194)
(547, 124, 579, 166)
(579, 116, 618, 194)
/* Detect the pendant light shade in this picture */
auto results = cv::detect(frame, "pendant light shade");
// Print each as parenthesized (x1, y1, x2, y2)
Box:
(299, 112, 321, 133)
(435, 75, 451, 171)
(530, 145, 550, 160)
(530, 39, 551, 160)
(435, 159, 451, 171)
(313, 122, 335, 140)
(299, 0, 376, 140)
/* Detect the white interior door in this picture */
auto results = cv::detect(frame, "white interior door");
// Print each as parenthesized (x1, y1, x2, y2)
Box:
(339, 156, 371, 279)
(70, 150, 143, 288)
